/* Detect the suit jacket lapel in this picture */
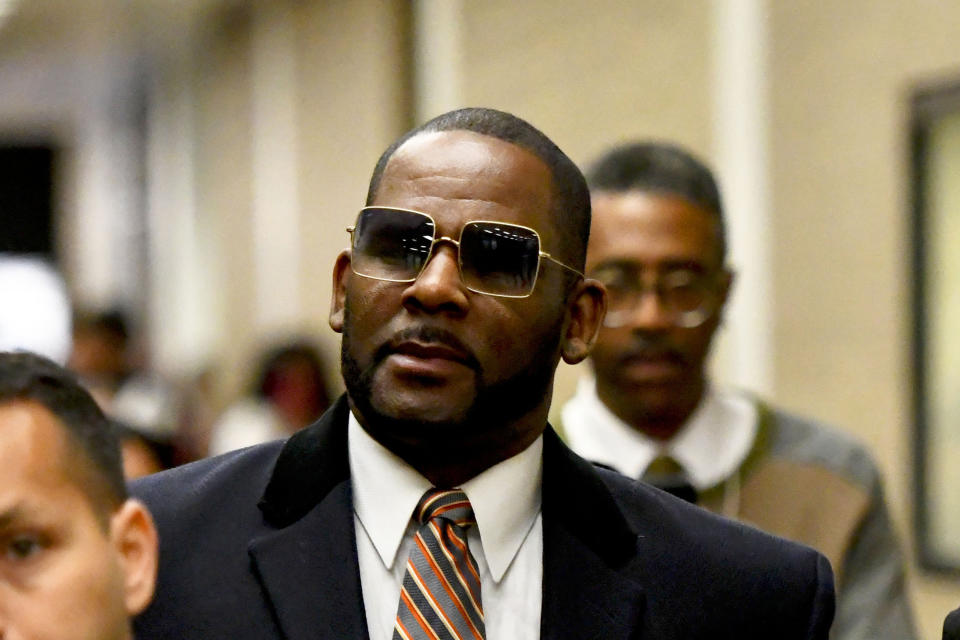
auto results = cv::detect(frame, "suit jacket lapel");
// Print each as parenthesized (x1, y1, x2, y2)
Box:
(247, 400, 646, 639)
(250, 396, 370, 640)
(541, 428, 647, 640)
(249, 480, 369, 640)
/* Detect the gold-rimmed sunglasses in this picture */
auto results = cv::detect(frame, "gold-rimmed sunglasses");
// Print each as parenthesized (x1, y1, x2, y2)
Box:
(347, 206, 582, 298)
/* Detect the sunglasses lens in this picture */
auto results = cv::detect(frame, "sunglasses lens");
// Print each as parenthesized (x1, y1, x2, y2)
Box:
(459, 222, 540, 296)
(351, 208, 435, 281)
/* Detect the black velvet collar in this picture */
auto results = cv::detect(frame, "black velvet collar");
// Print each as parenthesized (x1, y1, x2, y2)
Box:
(258, 394, 638, 566)
(258, 395, 352, 527)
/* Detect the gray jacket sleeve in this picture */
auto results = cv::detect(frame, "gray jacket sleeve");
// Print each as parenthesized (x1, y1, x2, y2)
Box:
(831, 471, 917, 640)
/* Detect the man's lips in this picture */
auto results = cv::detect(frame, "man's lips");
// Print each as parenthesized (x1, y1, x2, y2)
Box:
(375, 327, 481, 380)
(386, 344, 474, 378)
(616, 350, 685, 382)
(392, 341, 471, 364)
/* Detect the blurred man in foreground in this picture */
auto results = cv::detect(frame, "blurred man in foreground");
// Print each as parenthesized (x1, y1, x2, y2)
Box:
(133, 108, 833, 639)
(0, 351, 158, 640)
(560, 141, 915, 640)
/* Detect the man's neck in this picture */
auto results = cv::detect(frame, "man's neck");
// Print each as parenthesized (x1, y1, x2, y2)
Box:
(402, 424, 545, 487)
(353, 406, 549, 488)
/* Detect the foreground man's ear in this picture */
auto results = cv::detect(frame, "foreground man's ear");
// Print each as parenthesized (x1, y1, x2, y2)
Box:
(111, 499, 159, 617)
(561, 277, 607, 365)
(329, 250, 352, 334)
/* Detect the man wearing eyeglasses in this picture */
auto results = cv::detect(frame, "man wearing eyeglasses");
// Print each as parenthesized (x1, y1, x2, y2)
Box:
(132, 109, 835, 639)
(559, 141, 916, 640)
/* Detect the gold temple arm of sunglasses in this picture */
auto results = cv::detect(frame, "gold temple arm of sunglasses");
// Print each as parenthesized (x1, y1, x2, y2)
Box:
(540, 252, 584, 278)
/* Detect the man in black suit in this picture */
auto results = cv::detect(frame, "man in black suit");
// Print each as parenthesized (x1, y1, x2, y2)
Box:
(133, 107, 835, 639)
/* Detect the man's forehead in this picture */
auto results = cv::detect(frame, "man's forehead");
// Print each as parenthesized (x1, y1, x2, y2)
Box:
(0, 401, 84, 521)
(0, 400, 71, 477)
(379, 131, 551, 195)
(0, 400, 116, 525)
(388, 129, 530, 164)
(373, 130, 557, 235)
(589, 190, 721, 264)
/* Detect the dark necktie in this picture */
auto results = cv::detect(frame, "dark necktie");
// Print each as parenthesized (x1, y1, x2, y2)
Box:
(393, 489, 486, 640)
(642, 454, 699, 504)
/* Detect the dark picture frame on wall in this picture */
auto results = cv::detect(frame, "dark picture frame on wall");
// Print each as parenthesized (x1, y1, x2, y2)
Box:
(910, 77, 960, 574)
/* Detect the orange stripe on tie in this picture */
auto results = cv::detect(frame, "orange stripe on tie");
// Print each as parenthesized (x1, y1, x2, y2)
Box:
(415, 535, 484, 640)
(400, 588, 442, 640)
(427, 520, 483, 613)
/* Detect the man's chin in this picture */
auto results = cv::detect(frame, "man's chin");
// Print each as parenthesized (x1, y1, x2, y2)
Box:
(367, 371, 476, 425)
(368, 395, 472, 427)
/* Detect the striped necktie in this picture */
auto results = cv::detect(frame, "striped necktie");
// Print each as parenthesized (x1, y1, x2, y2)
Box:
(393, 489, 486, 640)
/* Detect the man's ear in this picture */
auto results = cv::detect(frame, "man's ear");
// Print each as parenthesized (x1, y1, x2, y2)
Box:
(329, 250, 351, 334)
(561, 278, 607, 365)
(110, 499, 158, 617)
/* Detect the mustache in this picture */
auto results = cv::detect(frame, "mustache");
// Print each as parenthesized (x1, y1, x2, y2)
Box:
(616, 334, 686, 365)
(374, 325, 482, 373)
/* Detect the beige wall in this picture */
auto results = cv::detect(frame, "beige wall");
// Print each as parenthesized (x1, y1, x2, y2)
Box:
(459, 1, 714, 162)
(768, 4, 960, 638)
(294, 0, 411, 397)
(164, 0, 410, 402)
(191, 6, 256, 400)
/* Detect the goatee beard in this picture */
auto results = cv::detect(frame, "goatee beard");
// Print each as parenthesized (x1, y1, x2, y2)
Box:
(340, 308, 563, 454)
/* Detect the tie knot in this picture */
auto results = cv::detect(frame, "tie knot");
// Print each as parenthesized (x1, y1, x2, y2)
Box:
(644, 454, 685, 478)
(642, 455, 698, 504)
(415, 489, 476, 528)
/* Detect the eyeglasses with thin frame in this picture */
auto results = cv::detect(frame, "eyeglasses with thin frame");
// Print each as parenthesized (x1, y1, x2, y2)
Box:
(346, 206, 583, 298)
(590, 263, 723, 328)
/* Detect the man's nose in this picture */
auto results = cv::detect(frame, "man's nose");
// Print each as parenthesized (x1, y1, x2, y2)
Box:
(401, 243, 470, 315)
(627, 289, 673, 331)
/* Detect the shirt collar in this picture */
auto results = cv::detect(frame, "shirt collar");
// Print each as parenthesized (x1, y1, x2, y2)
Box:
(348, 411, 542, 582)
(561, 375, 757, 490)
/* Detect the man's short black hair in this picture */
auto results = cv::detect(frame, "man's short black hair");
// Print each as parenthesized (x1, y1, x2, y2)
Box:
(0, 350, 127, 513)
(585, 141, 727, 264)
(366, 107, 591, 271)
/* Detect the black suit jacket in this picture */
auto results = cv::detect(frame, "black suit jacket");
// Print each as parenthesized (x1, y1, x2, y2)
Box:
(945, 606, 960, 640)
(133, 396, 834, 639)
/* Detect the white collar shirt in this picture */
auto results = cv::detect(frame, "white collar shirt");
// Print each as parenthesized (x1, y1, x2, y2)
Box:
(561, 376, 757, 490)
(349, 412, 543, 640)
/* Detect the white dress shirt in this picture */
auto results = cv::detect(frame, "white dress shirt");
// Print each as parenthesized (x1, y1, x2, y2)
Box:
(349, 412, 543, 640)
(561, 375, 757, 490)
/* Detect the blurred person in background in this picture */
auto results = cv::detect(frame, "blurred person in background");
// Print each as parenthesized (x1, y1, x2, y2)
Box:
(0, 350, 158, 639)
(207, 339, 332, 455)
(558, 141, 915, 640)
(68, 308, 132, 406)
(0, 254, 72, 364)
(69, 308, 177, 477)
(115, 423, 167, 479)
(0, 259, 168, 479)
